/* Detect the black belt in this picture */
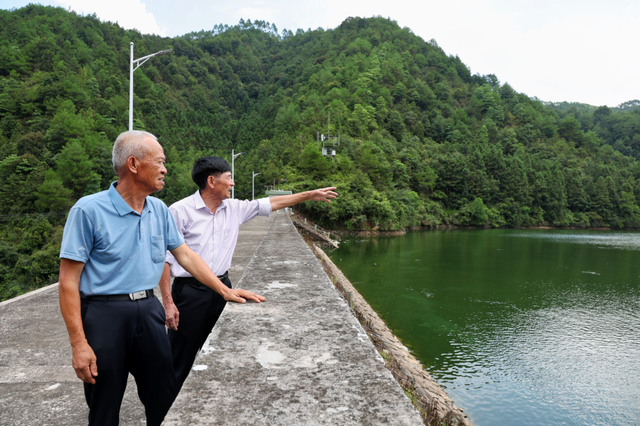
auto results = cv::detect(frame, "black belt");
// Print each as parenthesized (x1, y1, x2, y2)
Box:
(174, 271, 229, 285)
(81, 289, 155, 301)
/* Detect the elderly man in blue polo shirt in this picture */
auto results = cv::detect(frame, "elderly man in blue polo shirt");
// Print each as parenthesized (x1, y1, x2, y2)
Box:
(58, 131, 265, 426)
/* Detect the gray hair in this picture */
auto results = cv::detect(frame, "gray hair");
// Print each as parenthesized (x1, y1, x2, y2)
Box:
(112, 131, 158, 175)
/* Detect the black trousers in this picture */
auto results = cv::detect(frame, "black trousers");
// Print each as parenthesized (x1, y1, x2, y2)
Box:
(81, 295, 176, 426)
(168, 275, 231, 391)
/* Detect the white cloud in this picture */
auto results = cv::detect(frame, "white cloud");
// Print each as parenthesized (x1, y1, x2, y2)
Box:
(54, 0, 165, 36)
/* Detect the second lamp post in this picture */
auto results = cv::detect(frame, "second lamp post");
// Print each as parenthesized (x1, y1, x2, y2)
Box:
(231, 149, 246, 199)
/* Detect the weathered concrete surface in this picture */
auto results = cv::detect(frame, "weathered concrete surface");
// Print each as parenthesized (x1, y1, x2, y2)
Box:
(0, 282, 89, 425)
(0, 210, 423, 425)
(0, 213, 273, 425)
(165, 211, 423, 425)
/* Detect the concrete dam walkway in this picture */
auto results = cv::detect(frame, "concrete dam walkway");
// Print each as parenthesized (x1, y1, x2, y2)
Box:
(0, 210, 424, 425)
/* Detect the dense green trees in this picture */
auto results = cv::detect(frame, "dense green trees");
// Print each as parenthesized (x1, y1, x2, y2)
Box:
(2, 5, 640, 299)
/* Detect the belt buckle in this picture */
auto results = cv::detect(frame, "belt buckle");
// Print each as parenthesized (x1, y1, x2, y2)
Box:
(129, 291, 147, 301)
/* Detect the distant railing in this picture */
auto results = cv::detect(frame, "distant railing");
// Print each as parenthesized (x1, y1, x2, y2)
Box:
(289, 212, 334, 240)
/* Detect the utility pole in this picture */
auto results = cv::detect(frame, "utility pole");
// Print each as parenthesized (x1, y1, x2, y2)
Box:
(252, 171, 261, 200)
(129, 43, 172, 130)
(231, 149, 246, 199)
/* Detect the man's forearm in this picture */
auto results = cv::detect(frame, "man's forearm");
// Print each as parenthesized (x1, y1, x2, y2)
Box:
(58, 259, 86, 346)
(170, 243, 265, 304)
(186, 260, 229, 296)
(171, 244, 230, 297)
(160, 262, 180, 330)
(269, 187, 337, 212)
(269, 192, 312, 212)
(59, 284, 85, 346)
(159, 263, 173, 304)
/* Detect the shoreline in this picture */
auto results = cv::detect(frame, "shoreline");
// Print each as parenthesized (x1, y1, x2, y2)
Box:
(330, 224, 633, 236)
(305, 239, 471, 426)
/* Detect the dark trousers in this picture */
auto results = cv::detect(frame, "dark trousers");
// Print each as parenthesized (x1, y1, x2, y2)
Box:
(168, 275, 231, 391)
(81, 295, 176, 426)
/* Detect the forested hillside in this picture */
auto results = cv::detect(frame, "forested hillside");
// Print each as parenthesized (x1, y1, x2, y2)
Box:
(2, 4, 640, 299)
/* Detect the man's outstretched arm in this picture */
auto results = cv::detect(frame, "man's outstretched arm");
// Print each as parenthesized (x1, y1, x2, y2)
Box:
(269, 187, 338, 212)
(169, 243, 265, 303)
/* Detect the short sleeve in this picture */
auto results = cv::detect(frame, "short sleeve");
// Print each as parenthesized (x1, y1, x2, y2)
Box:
(59, 207, 94, 263)
(256, 197, 272, 218)
(237, 198, 272, 225)
(165, 207, 184, 251)
(165, 206, 183, 266)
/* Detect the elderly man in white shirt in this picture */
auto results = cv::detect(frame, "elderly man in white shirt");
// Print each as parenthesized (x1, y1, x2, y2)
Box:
(160, 156, 337, 390)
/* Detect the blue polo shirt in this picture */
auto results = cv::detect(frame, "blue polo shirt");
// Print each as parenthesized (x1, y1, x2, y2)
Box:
(60, 182, 184, 295)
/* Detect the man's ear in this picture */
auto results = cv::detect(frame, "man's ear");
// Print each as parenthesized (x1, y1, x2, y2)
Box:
(207, 174, 217, 189)
(126, 156, 139, 174)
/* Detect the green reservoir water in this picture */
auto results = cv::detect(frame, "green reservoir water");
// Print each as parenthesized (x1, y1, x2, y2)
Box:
(329, 229, 640, 426)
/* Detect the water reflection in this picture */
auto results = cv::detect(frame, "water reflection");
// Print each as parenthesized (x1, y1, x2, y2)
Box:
(506, 230, 640, 251)
(331, 230, 640, 426)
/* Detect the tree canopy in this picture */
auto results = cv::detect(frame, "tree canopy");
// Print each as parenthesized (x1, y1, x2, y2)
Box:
(2, 5, 640, 299)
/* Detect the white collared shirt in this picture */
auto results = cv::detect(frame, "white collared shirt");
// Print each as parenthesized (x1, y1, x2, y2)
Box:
(165, 190, 272, 277)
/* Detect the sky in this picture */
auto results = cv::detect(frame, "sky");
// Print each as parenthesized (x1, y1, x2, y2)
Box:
(2, 0, 639, 107)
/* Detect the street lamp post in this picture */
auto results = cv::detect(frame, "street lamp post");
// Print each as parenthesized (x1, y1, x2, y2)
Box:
(252, 171, 261, 200)
(231, 149, 246, 199)
(129, 43, 173, 131)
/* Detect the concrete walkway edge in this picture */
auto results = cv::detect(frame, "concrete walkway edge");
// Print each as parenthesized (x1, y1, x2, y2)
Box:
(0, 282, 59, 309)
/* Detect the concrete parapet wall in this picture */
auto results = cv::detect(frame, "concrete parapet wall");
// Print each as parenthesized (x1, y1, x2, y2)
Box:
(0, 282, 59, 309)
